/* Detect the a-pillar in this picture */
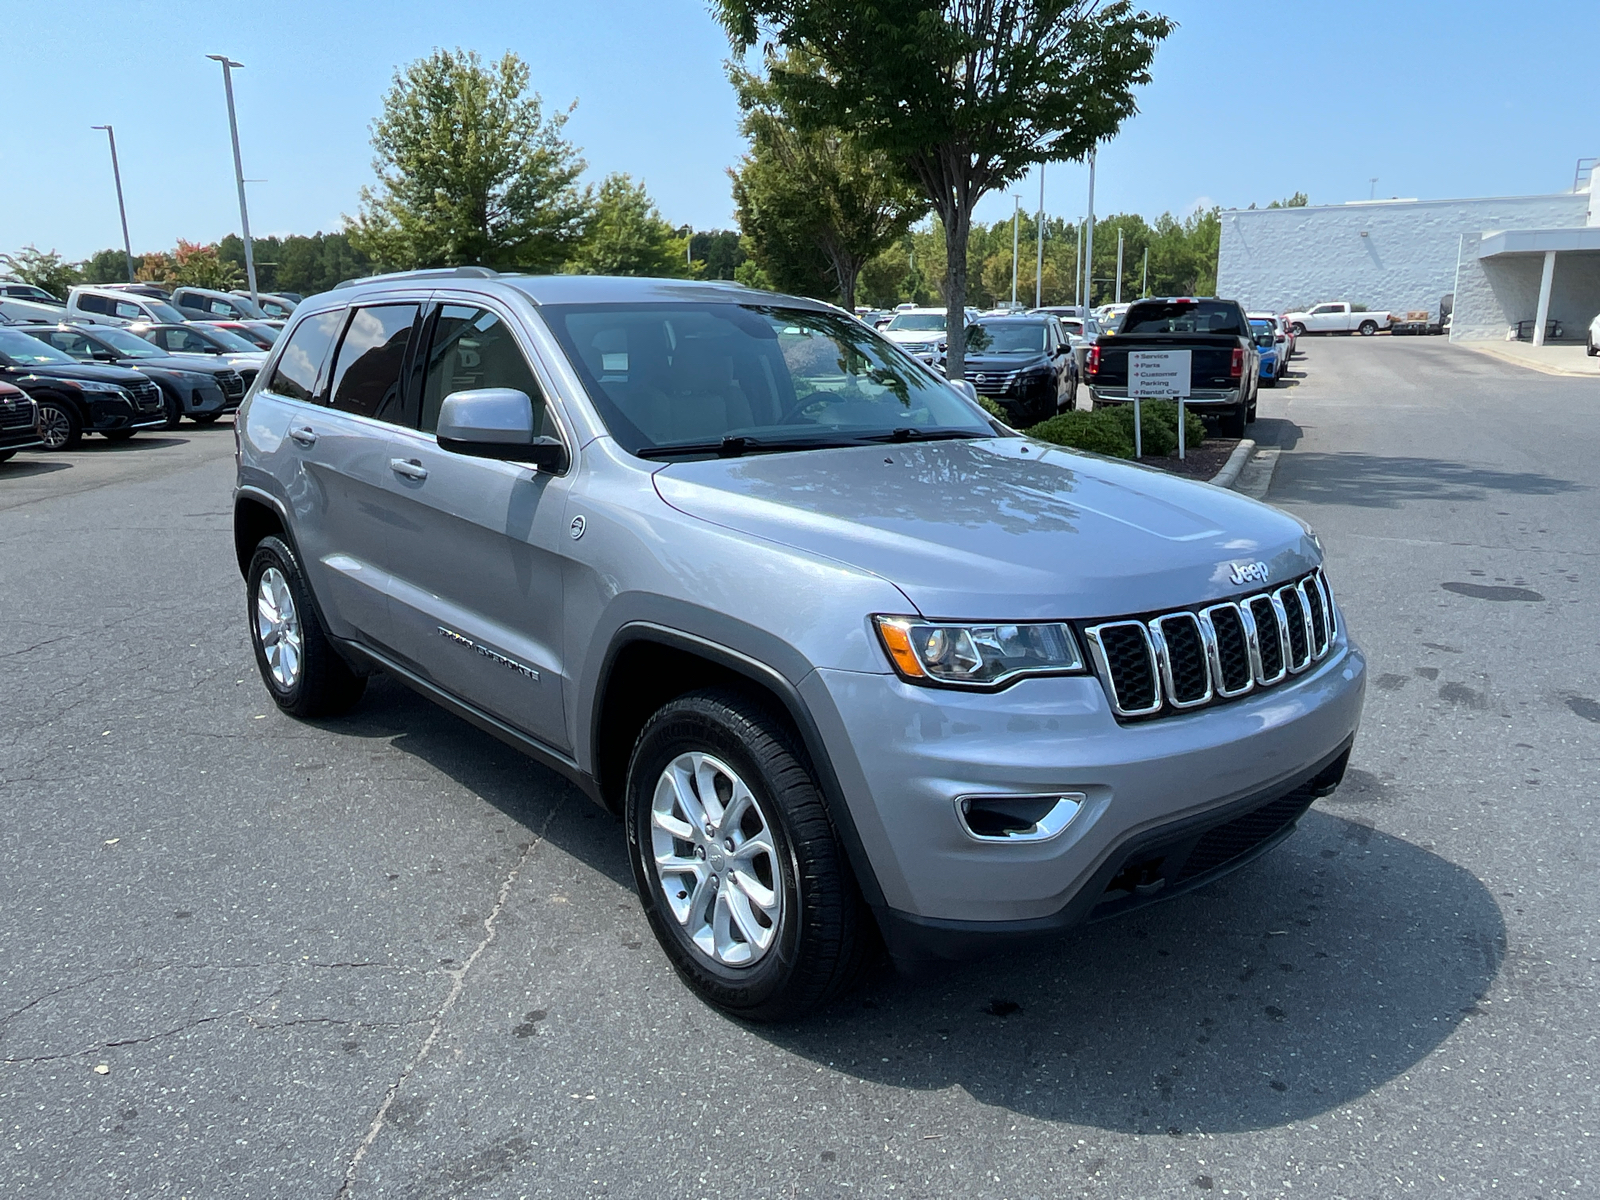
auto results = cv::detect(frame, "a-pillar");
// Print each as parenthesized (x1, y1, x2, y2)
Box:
(1532, 250, 1557, 346)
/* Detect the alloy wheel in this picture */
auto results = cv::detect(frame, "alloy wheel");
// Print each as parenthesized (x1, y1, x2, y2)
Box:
(254, 567, 303, 690)
(37, 405, 72, 450)
(649, 751, 783, 968)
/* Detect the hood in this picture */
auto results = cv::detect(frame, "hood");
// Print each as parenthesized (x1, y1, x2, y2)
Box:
(882, 328, 943, 344)
(965, 352, 1051, 373)
(4, 361, 147, 386)
(652, 438, 1318, 620)
(159, 353, 241, 376)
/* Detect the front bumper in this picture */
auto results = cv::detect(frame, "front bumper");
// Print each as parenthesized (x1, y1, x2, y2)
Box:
(1088, 385, 1244, 409)
(801, 632, 1365, 942)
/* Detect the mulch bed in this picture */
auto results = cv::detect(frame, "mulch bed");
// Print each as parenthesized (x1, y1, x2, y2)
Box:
(1134, 437, 1240, 481)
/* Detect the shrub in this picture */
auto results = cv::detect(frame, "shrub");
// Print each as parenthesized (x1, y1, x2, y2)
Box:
(975, 393, 1008, 420)
(1025, 410, 1135, 459)
(1100, 399, 1206, 457)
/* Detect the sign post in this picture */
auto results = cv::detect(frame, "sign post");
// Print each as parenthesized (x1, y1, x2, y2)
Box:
(1127, 350, 1192, 460)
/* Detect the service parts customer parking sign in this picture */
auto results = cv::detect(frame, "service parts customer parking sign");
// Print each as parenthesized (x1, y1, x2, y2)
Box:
(1128, 350, 1191, 398)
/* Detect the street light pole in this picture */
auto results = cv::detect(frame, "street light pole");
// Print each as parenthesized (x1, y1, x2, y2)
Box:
(207, 54, 258, 307)
(90, 125, 134, 283)
(1083, 148, 1096, 311)
(1035, 165, 1045, 310)
(1010, 194, 1022, 308)
(1115, 230, 1124, 305)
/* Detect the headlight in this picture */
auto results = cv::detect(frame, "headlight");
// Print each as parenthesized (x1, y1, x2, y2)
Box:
(873, 616, 1085, 688)
(75, 380, 125, 394)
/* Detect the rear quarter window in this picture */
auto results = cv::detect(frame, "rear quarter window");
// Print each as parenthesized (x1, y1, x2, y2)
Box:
(265, 309, 346, 403)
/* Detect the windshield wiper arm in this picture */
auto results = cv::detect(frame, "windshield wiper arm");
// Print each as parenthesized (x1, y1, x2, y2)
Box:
(867, 427, 988, 444)
(635, 434, 871, 460)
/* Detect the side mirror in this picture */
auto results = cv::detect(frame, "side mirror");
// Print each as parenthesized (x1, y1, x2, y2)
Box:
(1255, 333, 1274, 348)
(948, 379, 979, 405)
(436, 387, 568, 472)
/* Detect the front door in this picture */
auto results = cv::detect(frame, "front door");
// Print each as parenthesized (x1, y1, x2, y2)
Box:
(380, 303, 573, 753)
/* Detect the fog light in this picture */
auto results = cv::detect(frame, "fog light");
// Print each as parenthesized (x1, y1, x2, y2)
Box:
(957, 793, 1084, 842)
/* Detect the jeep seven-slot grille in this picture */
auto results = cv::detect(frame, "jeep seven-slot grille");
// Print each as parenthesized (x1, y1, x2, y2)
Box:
(1084, 570, 1335, 720)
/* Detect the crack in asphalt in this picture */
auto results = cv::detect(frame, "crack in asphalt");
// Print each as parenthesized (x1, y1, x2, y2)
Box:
(333, 798, 564, 1200)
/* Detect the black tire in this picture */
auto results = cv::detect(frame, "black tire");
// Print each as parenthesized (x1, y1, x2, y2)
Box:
(246, 535, 367, 719)
(103, 430, 137, 442)
(1219, 399, 1248, 438)
(159, 386, 183, 430)
(191, 413, 220, 426)
(1588, 334, 1597, 357)
(35, 399, 81, 451)
(626, 689, 870, 1022)
(0, 450, 15, 464)
(1291, 322, 1306, 337)
(1358, 320, 1377, 336)
(1261, 370, 1277, 388)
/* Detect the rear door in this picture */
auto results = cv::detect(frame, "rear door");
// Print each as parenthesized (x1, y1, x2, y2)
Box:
(379, 300, 574, 752)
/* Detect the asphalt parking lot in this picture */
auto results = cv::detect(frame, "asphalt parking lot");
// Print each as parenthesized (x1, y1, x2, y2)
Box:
(2, 337, 1596, 1199)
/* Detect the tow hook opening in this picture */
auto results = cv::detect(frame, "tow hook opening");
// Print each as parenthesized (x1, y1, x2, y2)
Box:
(1107, 857, 1169, 897)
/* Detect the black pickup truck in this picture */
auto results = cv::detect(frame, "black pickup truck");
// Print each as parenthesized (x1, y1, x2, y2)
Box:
(1083, 297, 1266, 436)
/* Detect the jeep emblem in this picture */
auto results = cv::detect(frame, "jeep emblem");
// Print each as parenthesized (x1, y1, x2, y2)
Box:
(1228, 560, 1271, 587)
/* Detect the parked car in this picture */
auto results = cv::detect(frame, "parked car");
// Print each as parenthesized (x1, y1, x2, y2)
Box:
(128, 323, 269, 388)
(1390, 294, 1453, 337)
(208, 319, 283, 349)
(879, 307, 950, 363)
(955, 314, 1076, 424)
(0, 380, 43, 462)
(232, 290, 298, 319)
(1248, 311, 1293, 373)
(0, 296, 63, 325)
(1031, 305, 1083, 320)
(24, 323, 247, 427)
(1084, 297, 1262, 436)
(0, 282, 63, 306)
(67, 285, 190, 327)
(1248, 317, 1282, 387)
(233, 269, 1364, 1020)
(102, 283, 174, 300)
(1284, 301, 1392, 337)
(1094, 302, 1132, 332)
(0, 325, 166, 448)
(172, 286, 269, 322)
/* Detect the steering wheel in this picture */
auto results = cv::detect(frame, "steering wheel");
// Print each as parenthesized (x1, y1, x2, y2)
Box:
(775, 393, 831, 425)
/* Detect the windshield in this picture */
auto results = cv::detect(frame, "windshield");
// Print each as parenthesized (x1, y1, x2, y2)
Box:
(542, 303, 992, 457)
(1121, 300, 1247, 336)
(967, 322, 1048, 355)
(885, 313, 946, 332)
(0, 327, 75, 364)
(144, 300, 188, 323)
(93, 327, 167, 358)
(201, 327, 263, 353)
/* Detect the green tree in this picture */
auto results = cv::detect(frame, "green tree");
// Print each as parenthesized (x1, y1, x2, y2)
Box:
(564, 174, 693, 277)
(80, 248, 138, 285)
(1, 246, 80, 299)
(171, 240, 242, 290)
(1268, 192, 1309, 208)
(729, 55, 927, 310)
(690, 230, 746, 280)
(715, 0, 1172, 377)
(348, 48, 591, 271)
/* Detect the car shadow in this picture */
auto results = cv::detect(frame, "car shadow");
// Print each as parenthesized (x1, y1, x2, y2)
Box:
(1274, 452, 1583, 508)
(302, 681, 1503, 1136)
(94, 435, 190, 452)
(0, 458, 72, 478)
(761, 810, 1504, 1134)
(1248, 416, 1302, 452)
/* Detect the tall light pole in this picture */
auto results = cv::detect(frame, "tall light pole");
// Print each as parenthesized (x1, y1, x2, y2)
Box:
(1115, 230, 1124, 305)
(90, 125, 134, 283)
(1369, 177, 1379, 201)
(1009, 194, 1024, 308)
(1074, 222, 1083, 306)
(1034, 165, 1045, 310)
(1141, 246, 1149, 298)
(207, 54, 258, 307)
(1082, 149, 1096, 311)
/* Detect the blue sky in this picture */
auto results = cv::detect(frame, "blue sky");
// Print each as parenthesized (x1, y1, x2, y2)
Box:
(2, 0, 1597, 261)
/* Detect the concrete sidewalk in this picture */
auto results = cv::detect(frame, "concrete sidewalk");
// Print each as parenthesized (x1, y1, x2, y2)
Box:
(1454, 338, 1600, 377)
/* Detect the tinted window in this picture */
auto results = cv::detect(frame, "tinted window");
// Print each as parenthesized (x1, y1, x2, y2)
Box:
(420, 305, 549, 436)
(76, 293, 112, 315)
(265, 309, 345, 403)
(327, 305, 418, 420)
(967, 321, 1049, 354)
(885, 313, 946, 332)
(1120, 301, 1246, 336)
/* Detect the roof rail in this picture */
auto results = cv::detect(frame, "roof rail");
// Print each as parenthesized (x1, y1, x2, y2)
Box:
(334, 265, 500, 290)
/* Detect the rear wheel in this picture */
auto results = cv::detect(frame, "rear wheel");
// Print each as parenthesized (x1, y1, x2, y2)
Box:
(35, 399, 81, 451)
(1358, 320, 1378, 336)
(247, 536, 367, 719)
(626, 689, 870, 1021)
(1219, 399, 1248, 438)
(1291, 322, 1306, 337)
(0, 450, 15, 464)
(1588, 333, 1598, 357)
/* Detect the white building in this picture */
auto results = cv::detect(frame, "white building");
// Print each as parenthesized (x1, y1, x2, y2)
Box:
(1216, 169, 1599, 346)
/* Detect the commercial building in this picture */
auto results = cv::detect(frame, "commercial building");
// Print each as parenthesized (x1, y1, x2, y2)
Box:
(1216, 166, 1599, 347)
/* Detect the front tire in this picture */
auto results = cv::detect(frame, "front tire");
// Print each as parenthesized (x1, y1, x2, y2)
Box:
(35, 399, 81, 450)
(626, 689, 869, 1021)
(246, 536, 367, 719)
(160, 386, 183, 429)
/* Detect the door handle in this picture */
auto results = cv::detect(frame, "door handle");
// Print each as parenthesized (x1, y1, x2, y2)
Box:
(288, 425, 317, 447)
(389, 457, 428, 481)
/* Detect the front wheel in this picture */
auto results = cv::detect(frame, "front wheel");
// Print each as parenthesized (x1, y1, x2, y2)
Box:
(35, 399, 81, 451)
(160, 387, 183, 429)
(247, 536, 367, 719)
(626, 689, 870, 1021)
(1358, 320, 1378, 336)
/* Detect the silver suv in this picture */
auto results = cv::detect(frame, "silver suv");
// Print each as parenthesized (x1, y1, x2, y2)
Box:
(234, 270, 1365, 1020)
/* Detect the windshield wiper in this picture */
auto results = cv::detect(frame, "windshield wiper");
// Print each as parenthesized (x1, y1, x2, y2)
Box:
(635, 434, 869, 460)
(864, 427, 989, 444)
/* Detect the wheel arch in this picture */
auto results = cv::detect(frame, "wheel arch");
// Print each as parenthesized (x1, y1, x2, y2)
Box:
(233, 488, 289, 579)
(591, 624, 888, 910)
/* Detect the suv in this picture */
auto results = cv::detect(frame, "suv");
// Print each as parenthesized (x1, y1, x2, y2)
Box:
(24, 323, 247, 427)
(0, 325, 166, 448)
(234, 270, 1365, 1020)
(130, 323, 269, 388)
(172, 286, 267, 322)
(67, 285, 189, 327)
(0, 381, 43, 462)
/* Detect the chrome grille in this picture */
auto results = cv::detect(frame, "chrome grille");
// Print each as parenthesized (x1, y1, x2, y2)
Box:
(1085, 570, 1337, 720)
(127, 379, 162, 411)
(0, 396, 35, 430)
(971, 370, 1020, 396)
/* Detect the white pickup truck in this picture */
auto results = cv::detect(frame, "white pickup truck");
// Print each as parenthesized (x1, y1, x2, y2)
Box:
(1285, 301, 1392, 337)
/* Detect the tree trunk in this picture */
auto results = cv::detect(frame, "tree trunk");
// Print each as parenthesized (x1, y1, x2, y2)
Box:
(942, 204, 972, 380)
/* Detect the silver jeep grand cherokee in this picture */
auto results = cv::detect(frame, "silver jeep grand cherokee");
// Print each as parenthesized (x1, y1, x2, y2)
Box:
(233, 270, 1365, 1020)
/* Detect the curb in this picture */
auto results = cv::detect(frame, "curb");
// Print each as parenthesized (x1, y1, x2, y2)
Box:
(1208, 439, 1255, 489)
(1456, 342, 1600, 379)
